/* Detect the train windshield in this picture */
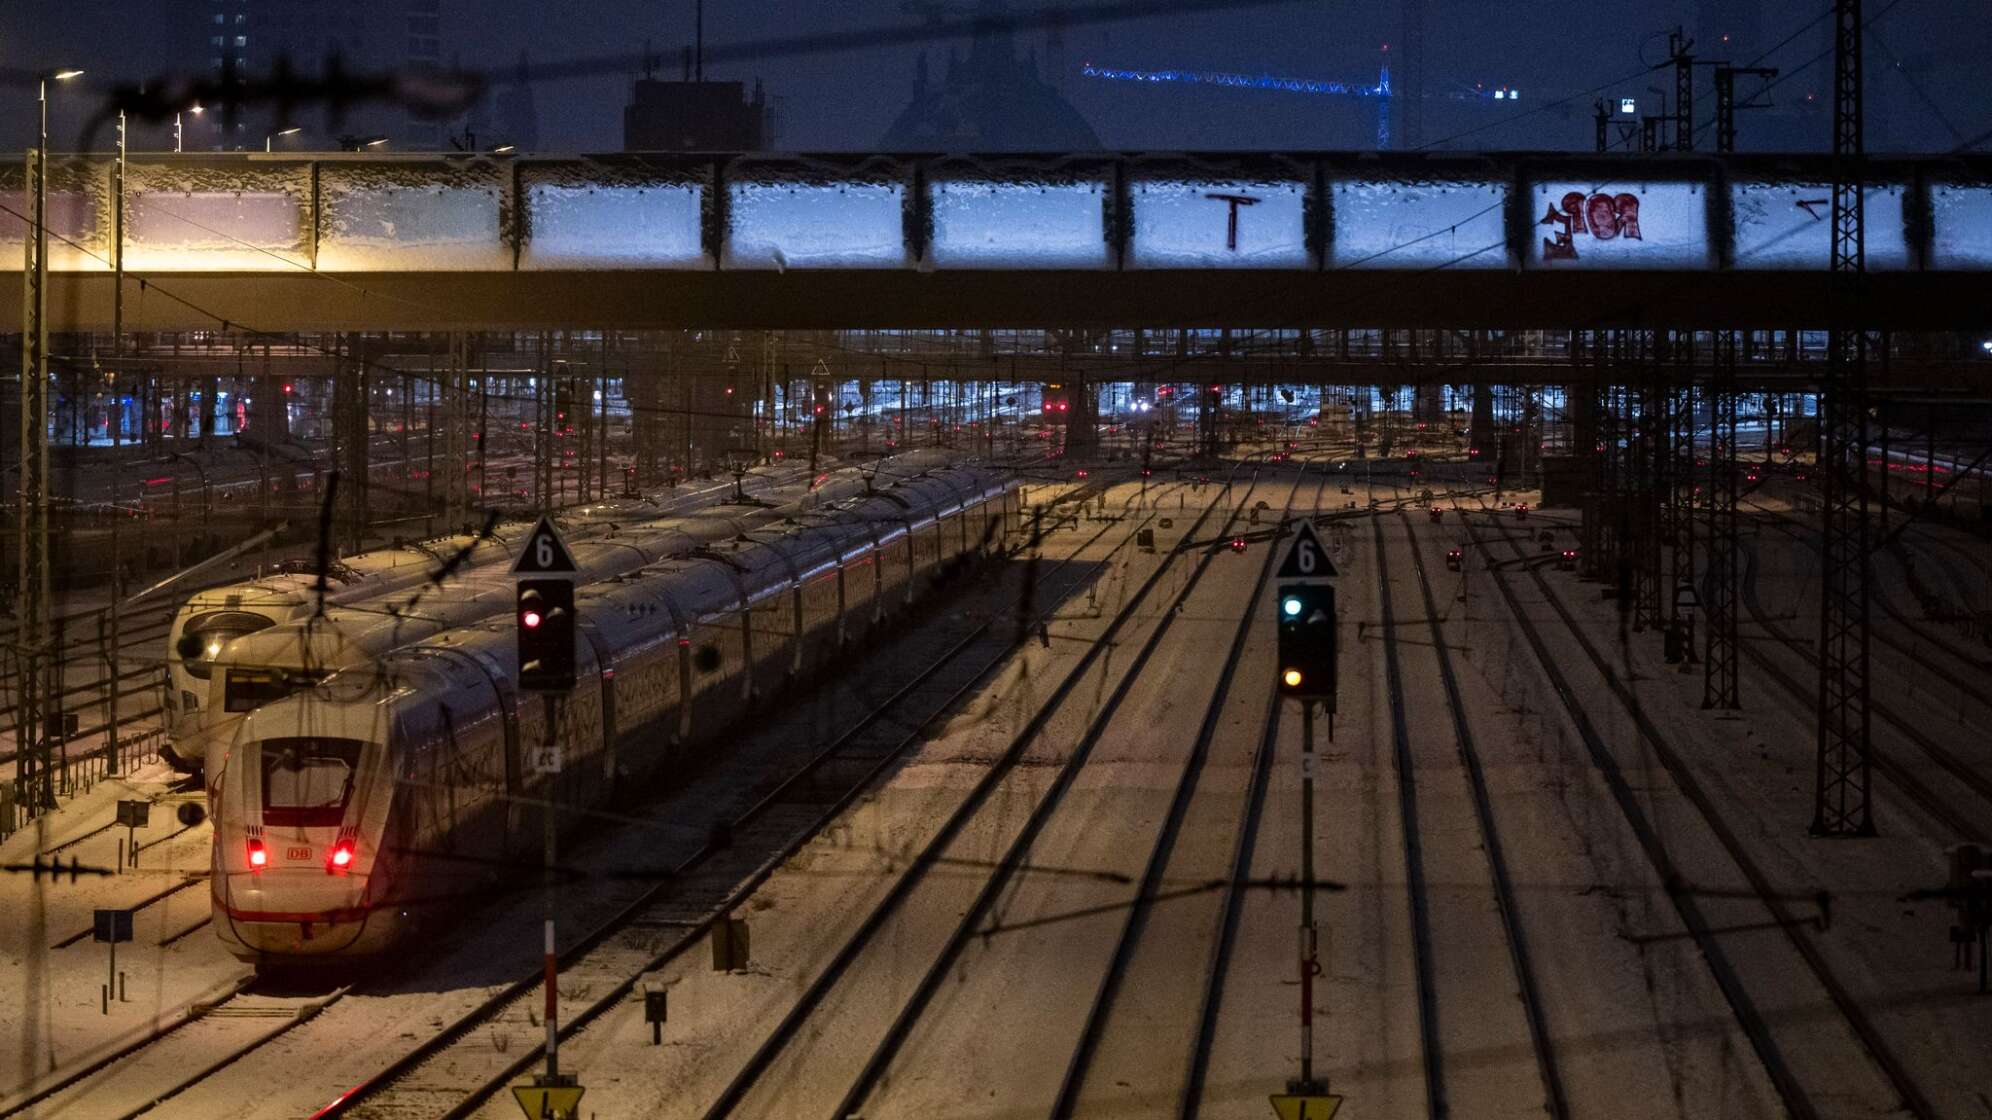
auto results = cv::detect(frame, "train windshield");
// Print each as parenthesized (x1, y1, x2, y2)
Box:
(177, 610, 277, 681)
(260, 737, 363, 828)
(225, 667, 329, 712)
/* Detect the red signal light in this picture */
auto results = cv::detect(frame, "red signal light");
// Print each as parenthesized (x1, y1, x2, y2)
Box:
(522, 609, 543, 629)
(281, 383, 294, 394)
(1230, 537, 1247, 553)
(247, 839, 267, 869)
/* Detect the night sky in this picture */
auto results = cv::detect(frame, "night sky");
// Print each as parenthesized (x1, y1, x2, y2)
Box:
(0, 0, 1983, 154)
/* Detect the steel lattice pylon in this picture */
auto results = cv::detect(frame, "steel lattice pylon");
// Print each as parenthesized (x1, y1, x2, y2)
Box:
(1664, 332, 1696, 658)
(1633, 334, 1666, 633)
(441, 332, 472, 529)
(1704, 331, 1741, 709)
(1814, 0, 1874, 836)
(1586, 336, 1618, 582)
(14, 143, 54, 819)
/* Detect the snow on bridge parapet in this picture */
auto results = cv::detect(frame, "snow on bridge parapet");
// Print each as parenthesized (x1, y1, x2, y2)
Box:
(0, 150, 1986, 278)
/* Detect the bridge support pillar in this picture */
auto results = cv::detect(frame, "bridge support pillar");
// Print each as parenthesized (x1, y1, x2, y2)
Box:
(333, 335, 370, 553)
(438, 332, 472, 531)
(1066, 377, 1099, 458)
(1468, 384, 1493, 464)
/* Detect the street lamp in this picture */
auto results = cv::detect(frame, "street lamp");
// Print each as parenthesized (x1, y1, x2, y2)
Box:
(174, 102, 205, 152)
(265, 126, 301, 152)
(40, 68, 84, 144)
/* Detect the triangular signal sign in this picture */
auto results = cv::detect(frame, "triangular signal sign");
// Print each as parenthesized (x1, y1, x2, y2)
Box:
(1276, 520, 1338, 579)
(510, 515, 580, 575)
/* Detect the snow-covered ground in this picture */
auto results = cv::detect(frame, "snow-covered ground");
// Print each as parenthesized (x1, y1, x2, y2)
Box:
(9, 446, 1986, 1120)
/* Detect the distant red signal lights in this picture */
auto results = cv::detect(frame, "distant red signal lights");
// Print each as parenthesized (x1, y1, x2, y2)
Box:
(1229, 537, 1247, 553)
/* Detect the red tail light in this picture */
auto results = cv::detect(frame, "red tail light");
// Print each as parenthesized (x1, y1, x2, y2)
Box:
(247, 839, 267, 869)
(329, 842, 355, 871)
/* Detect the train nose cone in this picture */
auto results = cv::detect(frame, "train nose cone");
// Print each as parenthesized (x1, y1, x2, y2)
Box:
(218, 870, 377, 957)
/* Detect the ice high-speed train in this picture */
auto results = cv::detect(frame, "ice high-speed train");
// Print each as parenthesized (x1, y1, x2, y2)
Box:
(163, 456, 948, 772)
(207, 464, 1018, 962)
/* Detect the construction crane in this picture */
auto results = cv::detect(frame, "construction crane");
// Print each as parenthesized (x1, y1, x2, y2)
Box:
(1078, 49, 1520, 149)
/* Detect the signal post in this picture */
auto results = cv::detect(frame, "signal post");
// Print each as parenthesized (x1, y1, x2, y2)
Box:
(1271, 519, 1343, 1120)
(511, 516, 586, 1120)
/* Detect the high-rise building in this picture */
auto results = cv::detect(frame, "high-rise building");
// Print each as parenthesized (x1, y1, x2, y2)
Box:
(174, 0, 450, 150)
(496, 51, 541, 152)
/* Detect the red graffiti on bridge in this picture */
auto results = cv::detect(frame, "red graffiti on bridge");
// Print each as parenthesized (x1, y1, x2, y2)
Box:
(1539, 190, 1643, 261)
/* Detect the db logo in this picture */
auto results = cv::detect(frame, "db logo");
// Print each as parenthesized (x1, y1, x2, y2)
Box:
(1540, 190, 1644, 261)
(285, 846, 313, 861)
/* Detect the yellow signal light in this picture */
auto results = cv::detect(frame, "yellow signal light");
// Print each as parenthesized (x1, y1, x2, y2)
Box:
(1282, 669, 1303, 688)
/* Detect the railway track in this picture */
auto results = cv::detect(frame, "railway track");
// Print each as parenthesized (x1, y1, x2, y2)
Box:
(1745, 502, 1992, 704)
(304, 474, 1210, 1119)
(1366, 504, 1449, 1118)
(0, 473, 1168, 1120)
(1389, 508, 1569, 1120)
(1469, 504, 1939, 1120)
(1177, 460, 1336, 1117)
(1049, 464, 1318, 1117)
(815, 462, 1285, 1120)
(1731, 534, 1992, 839)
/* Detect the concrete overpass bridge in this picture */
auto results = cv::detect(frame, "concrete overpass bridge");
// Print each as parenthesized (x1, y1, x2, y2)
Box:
(3, 150, 1989, 333)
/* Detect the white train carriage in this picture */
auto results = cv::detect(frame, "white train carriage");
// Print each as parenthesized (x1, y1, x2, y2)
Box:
(165, 453, 957, 771)
(210, 466, 1018, 962)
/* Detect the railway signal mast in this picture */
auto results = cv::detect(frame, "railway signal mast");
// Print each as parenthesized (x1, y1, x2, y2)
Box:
(1272, 520, 1341, 1113)
(511, 516, 584, 1115)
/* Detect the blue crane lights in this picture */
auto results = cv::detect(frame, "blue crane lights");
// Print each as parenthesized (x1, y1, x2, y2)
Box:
(1079, 62, 1390, 100)
(1079, 61, 1518, 150)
